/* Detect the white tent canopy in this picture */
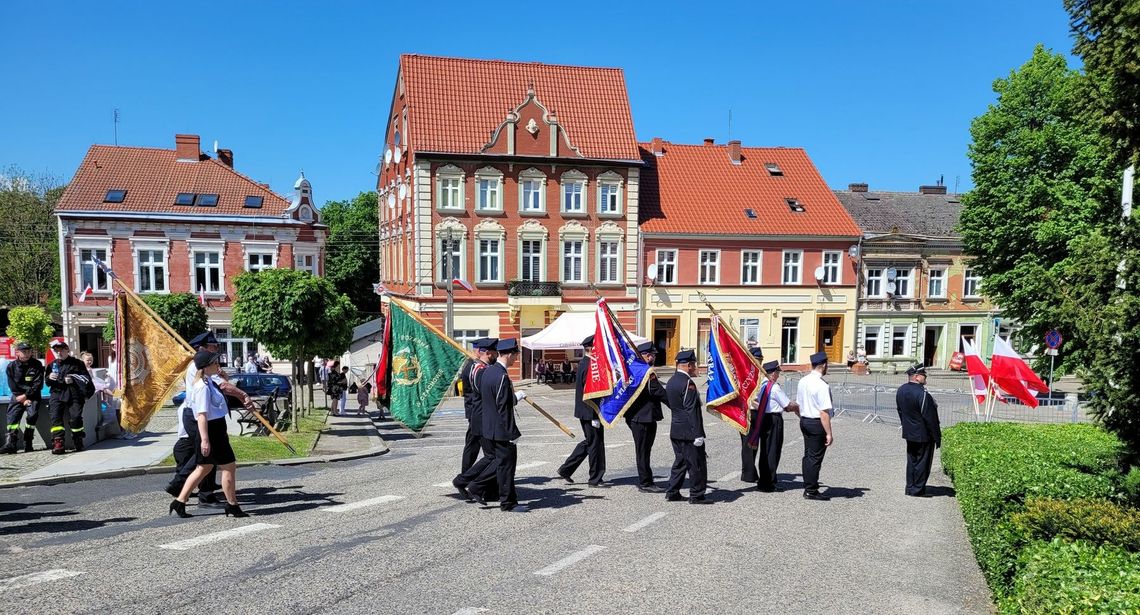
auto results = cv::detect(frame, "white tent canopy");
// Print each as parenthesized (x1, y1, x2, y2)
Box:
(521, 312, 649, 350)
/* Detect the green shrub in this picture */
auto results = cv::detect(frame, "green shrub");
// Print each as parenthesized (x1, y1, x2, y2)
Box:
(1002, 539, 1140, 614)
(1124, 467, 1140, 507)
(1012, 498, 1140, 552)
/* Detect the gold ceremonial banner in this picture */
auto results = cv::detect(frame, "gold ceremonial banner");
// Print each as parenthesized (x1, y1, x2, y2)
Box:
(117, 292, 194, 432)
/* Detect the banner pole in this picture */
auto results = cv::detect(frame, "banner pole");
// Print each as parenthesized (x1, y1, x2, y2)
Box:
(389, 297, 474, 359)
(524, 398, 576, 438)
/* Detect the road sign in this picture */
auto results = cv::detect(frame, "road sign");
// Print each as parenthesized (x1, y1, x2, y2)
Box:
(1045, 330, 1063, 349)
(1045, 348, 1059, 356)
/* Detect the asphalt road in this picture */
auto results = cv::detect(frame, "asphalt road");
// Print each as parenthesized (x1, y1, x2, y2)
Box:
(0, 387, 991, 615)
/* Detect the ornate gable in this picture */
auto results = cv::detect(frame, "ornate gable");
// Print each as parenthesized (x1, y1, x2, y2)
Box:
(481, 85, 584, 159)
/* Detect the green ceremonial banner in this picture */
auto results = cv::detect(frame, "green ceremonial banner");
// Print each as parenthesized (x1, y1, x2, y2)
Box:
(386, 300, 469, 433)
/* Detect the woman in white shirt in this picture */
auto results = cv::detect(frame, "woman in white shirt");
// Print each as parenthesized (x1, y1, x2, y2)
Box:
(168, 350, 248, 519)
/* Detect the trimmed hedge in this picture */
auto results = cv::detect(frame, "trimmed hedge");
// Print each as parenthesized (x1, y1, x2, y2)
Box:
(1012, 498, 1140, 552)
(1004, 539, 1140, 614)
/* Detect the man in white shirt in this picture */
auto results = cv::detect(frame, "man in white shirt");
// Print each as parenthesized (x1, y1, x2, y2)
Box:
(748, 360, 799, 492)
(796, 351, 834, 501)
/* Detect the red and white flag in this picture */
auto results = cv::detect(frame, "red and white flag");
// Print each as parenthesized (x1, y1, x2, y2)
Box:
(582, 299, 625, 401)
(990, 334, 1049, 408)
(198, 287, 207, 306)
(452, 278, 473, 292)
(960, 336, 990, 403)
(77, 284, 93, 303)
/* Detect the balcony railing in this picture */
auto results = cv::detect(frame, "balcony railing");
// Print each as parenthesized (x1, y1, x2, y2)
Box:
(508, 280, 562, 297)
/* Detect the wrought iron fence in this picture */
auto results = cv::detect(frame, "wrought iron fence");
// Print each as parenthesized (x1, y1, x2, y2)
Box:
(508, 280, 562, 297)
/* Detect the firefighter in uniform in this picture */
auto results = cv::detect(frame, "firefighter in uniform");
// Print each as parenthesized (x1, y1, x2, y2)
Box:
(896, 363, 941, 496)
(665, 349, 710, 504)
(2, 342, 46, 454)
(626, 341, 667, 492)
(45, 340, 94, 454)
(557, 335, 608, 487)
(797, 351, 834, 501)
(471, 338, 526, 512)
(748, 360, 798, 491)
(452, 338, 498, 501)
(740, 347, 766, 484)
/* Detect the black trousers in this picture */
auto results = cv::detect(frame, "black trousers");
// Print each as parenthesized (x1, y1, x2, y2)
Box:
(6, 400, 40, 433)
(460, 426, 481, 473)
(740, 410, 760, 483)
(905, 440, 935, 495)
(558, 419, 605, 484)
(49, 397, 84, 443)
(666, 438, 707, 498)
(456, 436, 499, 498)
(171, 437, 219, 493)
(800, 417, 827, 492)
(758, 412, 785, 488)
(626, 420, 657, 487)
(489, 441, 517, 508)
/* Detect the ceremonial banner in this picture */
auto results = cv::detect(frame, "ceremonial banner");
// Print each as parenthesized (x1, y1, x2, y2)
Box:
(374, 312, 392, 401)
(116, 292, 194, 432)
(592, 316, 651, 427)
(705, 316, 760, 435)
(582, 299, 621, 401)
(386, 299, 467, 433)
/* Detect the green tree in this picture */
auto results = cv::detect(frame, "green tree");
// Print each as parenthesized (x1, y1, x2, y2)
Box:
(102, 293, 207, 345)
(960, 45, 1122, 374)
(6, 306, 55, 353)
(0, 167, 64, 314)
(321, 191, 379, 324)
(1066, 0, 1140, 158)
(231, 269, 356, 427)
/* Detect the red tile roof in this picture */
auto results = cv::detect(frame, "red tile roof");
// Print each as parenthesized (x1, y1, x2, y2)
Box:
(401, 54, 640, 161)
(56, 145, 290, 216)
(638, 142, 862, 237)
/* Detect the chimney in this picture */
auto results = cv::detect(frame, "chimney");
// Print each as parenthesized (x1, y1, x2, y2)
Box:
(218, 149, 234, 168)
(703, 137, 715, 146)
(919, 184, 947, 195)
(849, 182, 869, 192)
(175, 134, 201, 162)
(649, 137, 666, 157)
(728, 140, 742, 165)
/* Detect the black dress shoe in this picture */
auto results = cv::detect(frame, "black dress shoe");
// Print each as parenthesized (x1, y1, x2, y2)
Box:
(638, 485, 665, 493)
(468, 489, 487, 505)
(557, 473, 575, 484)
(501, 504, 528, 512)
(198, 492, 220, 505)
(689, 496, 712, 504)
(665, 493, 685, 502)
(803, 490, 830, 501)
(757, 485, 777, 493)
(587, 481, 612, 489)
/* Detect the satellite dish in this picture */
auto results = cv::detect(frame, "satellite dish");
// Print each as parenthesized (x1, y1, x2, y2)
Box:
(886, 267, 898, 281)
(646, 262, 658, 281)
(848, 244, 860, 258)
(813, 266, 826, 281)
(394, 147, 402, 163)
(386, 194, 396, 208)
(398, 184, 408, 199)
(385, 149, 393, 164)
(886, 281, 897, 295)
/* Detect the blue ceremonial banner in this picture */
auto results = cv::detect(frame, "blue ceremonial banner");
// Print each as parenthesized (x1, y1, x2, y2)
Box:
(705, 321, 740, 408)
(594, 329, 652, 427)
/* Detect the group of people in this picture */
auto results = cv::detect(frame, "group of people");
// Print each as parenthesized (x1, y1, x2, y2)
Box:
(3, 339, 97, 455)
(533, 359, 575, 384)
(240, 354, 273, 374)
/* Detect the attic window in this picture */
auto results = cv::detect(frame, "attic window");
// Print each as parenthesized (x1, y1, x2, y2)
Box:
(764, 163, 783, 176)
(103, 189, 127, 203)
(744, 208, 758, 219)
(195, 194, 219, 207)
(862, 193, 880, 201)
(244, 195, 264, 209)
(175, 193, 196, 205)
(786, 198, 805, 213)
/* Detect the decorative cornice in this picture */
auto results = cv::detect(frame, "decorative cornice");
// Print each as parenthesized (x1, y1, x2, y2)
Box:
(558, 219, 589, 238)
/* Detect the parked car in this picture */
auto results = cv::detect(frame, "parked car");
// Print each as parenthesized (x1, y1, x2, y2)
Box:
(172, 373, 292, 406)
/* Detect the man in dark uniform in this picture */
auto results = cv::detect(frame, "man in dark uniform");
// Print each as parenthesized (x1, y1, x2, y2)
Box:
(740, 347, 765, 484)
(2, 342, 45, 454)
(473, 338, 525, 512)
(625, 341, 667, 492)
(665, 349, 710, 504)
(896, 363, 941, 497)
(452, 338, 498, 501)
(45, 340, 94, 454)
(556, 335, 608, 487)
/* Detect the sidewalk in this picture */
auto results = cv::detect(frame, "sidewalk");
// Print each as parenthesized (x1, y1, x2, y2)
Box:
(0, 406, 388, 488)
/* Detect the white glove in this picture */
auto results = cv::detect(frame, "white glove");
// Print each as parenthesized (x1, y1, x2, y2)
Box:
(510, 438, 519, 444)
(515, 391, 527, 402)
(591, 419, 600, 429)
(693, 437, 705, 447)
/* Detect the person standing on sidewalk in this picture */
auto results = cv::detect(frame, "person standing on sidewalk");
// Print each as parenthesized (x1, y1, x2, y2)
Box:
(625, 342, 667, 492)
(453, 338, 497, 495)
(748, 360, 798, 492)
(2, 342, 45, 454)
(797, 351, 835, 501)
(740, 347, 766, 484)
(557, 335, 608, 487)
(896, 364, 941, 497)
(45, 340, 94, 454)
(327, 364, 348, 416)
(665, 349, 710, 504)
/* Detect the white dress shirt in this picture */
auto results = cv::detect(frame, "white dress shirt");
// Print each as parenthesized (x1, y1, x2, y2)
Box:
(795, 371, 833, 419)
(759, 380, 791, 414)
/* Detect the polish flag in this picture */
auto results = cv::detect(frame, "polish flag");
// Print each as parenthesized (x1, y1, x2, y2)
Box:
(960, 336, 990, 403)
(198, 287, 207, 306)
(452, 278, 473, 292)
(77, 284, 93, 303)
(990, 334, 1049, 408)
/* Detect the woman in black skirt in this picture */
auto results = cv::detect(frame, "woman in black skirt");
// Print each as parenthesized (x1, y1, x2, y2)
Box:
(169, 350, 248, 518)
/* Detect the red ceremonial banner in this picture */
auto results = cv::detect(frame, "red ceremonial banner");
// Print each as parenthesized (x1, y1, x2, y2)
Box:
(582, 301, 617, 401)
(708, 318, 761, 434)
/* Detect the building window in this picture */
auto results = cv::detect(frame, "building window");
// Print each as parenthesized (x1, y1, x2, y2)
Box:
(247, 253, 275, 272)
(561, 171, 586, 213)
(438, 177, 463, 210)
(79, 248, 110, 292)
(453, 329, 492, 348)
(958, 324, 978, 352)
(193, 251, 222, 293)
(864, 325, 882, 357)
(294, 252, 317, 276)
(137, 249, 166, 293)
(927, 268, 946, 298)
(699, 250, 720, 284)
(782, 251, 802, 285)
(521, 239, 543, 281)
(519, 169, 546, 214)
(477, 239, 502, 283)
(697, 318, 711, 367)
(475, 168, 503, 212)
(894, 268, 913, 297)
(598, 240, 620, 284)
(740, 318, 760, 349)
(781, 317, 798, 364)
(599, 182, 621, 214)
(656, 249, 677, 285)
(822, 251, 841, 284)
(891, 325, 910, 356)
(214, 328, 256, 370)
(741, 250, 762, 285)
(438, 235, 463, 282)
(964, 268, 981, 298)
(562, 241, 584, 283)
(866, 268, 883, 297)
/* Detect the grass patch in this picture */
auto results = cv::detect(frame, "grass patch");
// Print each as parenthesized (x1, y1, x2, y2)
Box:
(154, 413, 328, 465)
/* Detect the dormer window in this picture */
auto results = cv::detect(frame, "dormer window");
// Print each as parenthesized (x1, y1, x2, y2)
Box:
(765, 163, 783, 176)
(103, 189, 127, 203)
(786, 198, 805, 213)
(175, 193, 195, 206)
(744, 208, 757, 219)
(195, 194, 219, 207)
(244, 195, 264, 209)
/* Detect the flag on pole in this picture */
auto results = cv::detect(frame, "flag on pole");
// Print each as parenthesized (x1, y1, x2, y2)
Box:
(705, 316, 760, 434)
(115, 291, 194, 432)
(77, 284, 93, 303)
(582, 299, 628, 403)
(583, 301, 651, 426)
(92, 256, 118, 279)
(384, 299, 468, 433)
(197, 286, 207, 306)
(990, 334, 1049, 407)
(375, 311, 392, 401)
(452, 278, 473, 292)
(960, 336, 991, 404)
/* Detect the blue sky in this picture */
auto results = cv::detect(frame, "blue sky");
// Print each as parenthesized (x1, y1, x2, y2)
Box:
(2, 1, 1075, 205)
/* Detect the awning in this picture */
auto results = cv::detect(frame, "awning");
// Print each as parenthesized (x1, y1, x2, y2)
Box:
(521, 312, 649, 350)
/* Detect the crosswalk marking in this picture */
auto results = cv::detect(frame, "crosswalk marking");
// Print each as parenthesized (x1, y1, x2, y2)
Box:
(716, 470, 740, 483)
(516, 461, 548, 471)
(0, 569, 84, 591)
(622, 512, 668, 533)
(325, 495, 405, 513)
(534, 545, 607, 576)
(158, 523, 280, 551)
